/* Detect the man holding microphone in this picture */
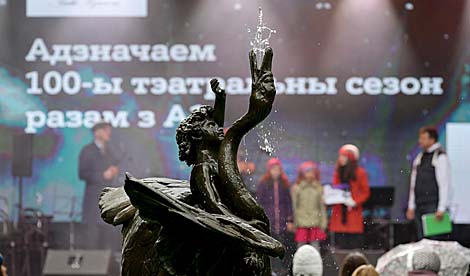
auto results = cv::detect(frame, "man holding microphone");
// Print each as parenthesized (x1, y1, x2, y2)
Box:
(79, 121, 119, 248)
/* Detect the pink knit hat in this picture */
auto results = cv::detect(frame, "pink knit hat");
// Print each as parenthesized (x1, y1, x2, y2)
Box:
(266, 158, 282, 170)
(298, 161, 318, 174)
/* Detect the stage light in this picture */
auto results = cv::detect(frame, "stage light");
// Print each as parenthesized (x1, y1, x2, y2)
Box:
(234, 3, 242, 11)
(404, 2, 414, 11)
(316, 2, 333, 10)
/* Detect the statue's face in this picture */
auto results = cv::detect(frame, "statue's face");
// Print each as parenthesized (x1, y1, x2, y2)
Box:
(201, 119, 224, 142)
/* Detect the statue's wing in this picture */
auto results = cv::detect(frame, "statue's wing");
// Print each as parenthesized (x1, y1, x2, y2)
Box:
(99, 176, 192, 226)
(99, 177, 192, 276)
(124, 173, 285, 258)
(99, 186, 136, 226)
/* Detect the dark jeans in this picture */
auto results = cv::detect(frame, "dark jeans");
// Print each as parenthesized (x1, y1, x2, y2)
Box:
(415, 202, 450, 241)
(333, 233, 364, 249)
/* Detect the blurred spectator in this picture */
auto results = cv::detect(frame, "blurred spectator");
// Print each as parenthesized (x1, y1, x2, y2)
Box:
(0, 253, 7, 276)
(291, 161, 327, 250)
(256, 158, 292, 237)
(408, 250, 441, 276)
(329, 144, 370, 249)
(406, 126, 451, 241)
(79, 121, 119, 225)
(351, 265, 379, 276)
(292, 245, 323, 276)
(256, 157, 292, 276)
(78, 121, 121, 250)
(339, 252, 369, 276)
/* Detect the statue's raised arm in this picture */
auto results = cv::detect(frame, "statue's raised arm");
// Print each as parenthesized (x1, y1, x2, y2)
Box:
(217, 47, 276, 233)
(210, 78, 226, 127)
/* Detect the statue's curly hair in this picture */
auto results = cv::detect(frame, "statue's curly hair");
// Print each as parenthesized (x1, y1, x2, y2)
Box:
(176, 105, 215, 166)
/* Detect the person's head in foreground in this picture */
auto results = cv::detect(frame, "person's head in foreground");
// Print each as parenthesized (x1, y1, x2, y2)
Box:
(340, 252, 369, 276)
(292, 244, 323, 276)
(351, 265, 379, 276)
(0, 253, 7, 276)
(408, 250, 441, 276)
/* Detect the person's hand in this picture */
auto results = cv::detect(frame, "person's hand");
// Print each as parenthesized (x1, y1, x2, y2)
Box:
(103, 166, 118, 180)
(210, 78, 225, 97)
(248, 47, 276, 120)
(435, 211, 445, 221)
(110, 166, 119, 175)
(344, 197, 357, 208)
(110, 166, 119, 178)
(406, 208, 415, 220)
(286, 222, 295, 233)
(103, 168, 113, 180)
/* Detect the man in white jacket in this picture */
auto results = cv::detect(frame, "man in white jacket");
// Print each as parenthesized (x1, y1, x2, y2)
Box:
(406, 126, 451, 240)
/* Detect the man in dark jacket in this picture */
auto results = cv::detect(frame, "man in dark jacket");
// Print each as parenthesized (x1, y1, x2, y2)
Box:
(79, 122, 119, 225)
(406, 127, 451, 240)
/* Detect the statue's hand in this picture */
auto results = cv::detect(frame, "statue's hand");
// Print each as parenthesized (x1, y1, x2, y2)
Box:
(248, 47, 276, 119)
(210, 78, 226, 97)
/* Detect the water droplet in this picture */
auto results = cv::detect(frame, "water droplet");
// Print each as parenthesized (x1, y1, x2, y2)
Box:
(233, 3, 242, 11)
(443, 33, 450, 40)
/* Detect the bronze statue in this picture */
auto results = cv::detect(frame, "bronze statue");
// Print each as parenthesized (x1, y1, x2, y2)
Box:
(99, 48, 283, 276)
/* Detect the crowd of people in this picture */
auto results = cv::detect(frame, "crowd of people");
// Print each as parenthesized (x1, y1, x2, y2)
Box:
(254, 143, 371, 250)
(253, 143, 371, 275)
(249, 126, 456, 276)
(291, 244, 443, 276)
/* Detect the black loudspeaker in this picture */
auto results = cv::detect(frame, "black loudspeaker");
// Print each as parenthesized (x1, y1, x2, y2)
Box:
(12, 134, 33, 177)
(42, 250, 113, 276)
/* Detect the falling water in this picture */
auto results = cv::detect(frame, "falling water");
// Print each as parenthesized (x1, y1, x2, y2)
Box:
(256, 119, 285, 156)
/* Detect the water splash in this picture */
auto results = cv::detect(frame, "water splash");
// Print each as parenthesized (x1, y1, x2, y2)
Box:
(256, 121, 285, 155)
(248, 7, 276, 68)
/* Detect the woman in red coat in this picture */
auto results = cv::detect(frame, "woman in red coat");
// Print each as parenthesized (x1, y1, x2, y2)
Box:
(329, 144, 370, 249)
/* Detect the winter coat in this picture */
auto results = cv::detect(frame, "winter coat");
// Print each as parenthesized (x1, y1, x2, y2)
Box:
(256, 179, 292, 234)
(329, 167, 370, 233)
(291, 181, 327, 229)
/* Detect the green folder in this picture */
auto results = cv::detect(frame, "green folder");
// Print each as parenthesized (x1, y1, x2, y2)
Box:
(421, 212, 452, 237)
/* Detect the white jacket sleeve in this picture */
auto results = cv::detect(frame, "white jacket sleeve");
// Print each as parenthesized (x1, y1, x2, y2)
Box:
(436, 154, 451, 212)
(408, 161, 417, 210)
